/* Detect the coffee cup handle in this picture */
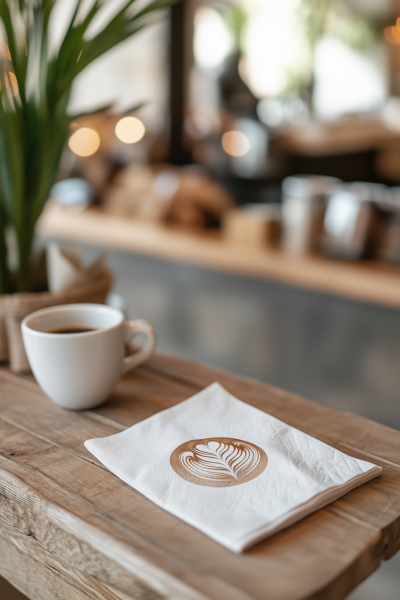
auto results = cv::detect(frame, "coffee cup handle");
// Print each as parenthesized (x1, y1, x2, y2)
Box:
(123, 320, 157, 374)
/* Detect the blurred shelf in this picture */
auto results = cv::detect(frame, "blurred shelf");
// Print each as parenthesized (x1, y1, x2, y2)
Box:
(278, 118, 396, 157)
(39, 202, 400, 310)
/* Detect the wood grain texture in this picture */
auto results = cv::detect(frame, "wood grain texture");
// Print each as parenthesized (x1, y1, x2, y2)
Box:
(38, 203, 400, 310)
(0, 355, 400, 600)
(0, 518, 128, 600)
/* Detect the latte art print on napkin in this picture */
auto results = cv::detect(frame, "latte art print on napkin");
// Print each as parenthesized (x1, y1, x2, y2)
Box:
(85, 382, 381, 553)
(170, 438, 268, 487)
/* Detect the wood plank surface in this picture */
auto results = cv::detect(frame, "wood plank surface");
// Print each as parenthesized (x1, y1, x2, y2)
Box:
(38, 203, 400, 310)
(0, 354, 400, 600)
(0, 518, 127, 600)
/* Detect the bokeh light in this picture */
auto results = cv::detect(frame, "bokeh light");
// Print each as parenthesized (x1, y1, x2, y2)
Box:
(115, 116, 145, 144)
(384, 25, 400, 45)
(222, 131, 251, 157)
(68, 127, 100, 157)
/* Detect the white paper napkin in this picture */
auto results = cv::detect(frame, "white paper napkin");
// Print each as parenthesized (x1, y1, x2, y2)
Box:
(85, 383, 381, 552)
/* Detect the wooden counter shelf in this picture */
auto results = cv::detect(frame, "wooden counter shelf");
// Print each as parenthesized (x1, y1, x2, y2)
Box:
(39, 202, 400, 310)
(277, 118, 397, 157)
(1, 352, 400, 600)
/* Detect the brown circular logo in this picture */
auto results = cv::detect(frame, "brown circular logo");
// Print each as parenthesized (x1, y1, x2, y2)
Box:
(170, 437, 268, 487)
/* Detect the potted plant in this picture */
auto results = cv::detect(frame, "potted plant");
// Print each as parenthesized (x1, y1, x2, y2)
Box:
(0, 0, 176, 371)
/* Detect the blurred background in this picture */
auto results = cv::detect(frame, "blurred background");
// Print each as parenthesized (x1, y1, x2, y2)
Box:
(6, 0, 400, 597)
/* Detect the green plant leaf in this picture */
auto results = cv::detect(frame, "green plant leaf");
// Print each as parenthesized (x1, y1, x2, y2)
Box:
(68, 102, 115, 121)
(116, 101, 146, 114)
(0, 0, 181, 292)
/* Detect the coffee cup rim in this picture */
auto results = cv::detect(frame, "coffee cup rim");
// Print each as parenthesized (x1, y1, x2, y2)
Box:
(21, 303, 124, 337)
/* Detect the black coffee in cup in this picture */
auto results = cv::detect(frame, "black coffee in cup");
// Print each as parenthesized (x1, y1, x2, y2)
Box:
(46, 326, 99, 334)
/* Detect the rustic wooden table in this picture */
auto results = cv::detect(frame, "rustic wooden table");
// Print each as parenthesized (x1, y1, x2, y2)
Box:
(0, 353, 400, 600)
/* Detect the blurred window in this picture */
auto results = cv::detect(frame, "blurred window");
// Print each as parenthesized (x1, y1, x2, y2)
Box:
(313, 35, 387, 120)
(239, 1, 311, 99)
(193, 6, 233, 70)
(188, 0, 389, 126)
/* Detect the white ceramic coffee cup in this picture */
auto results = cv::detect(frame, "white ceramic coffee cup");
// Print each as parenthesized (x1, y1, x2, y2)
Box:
(21, 304, 156, 410)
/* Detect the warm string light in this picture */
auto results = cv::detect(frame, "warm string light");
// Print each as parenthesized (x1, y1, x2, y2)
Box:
(222, 131, 251, 157)
(67, 116, 145, 158)
(68, 127, 100, 157)
(384, 19, 400, 45)
(115, 116, 145, 144)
